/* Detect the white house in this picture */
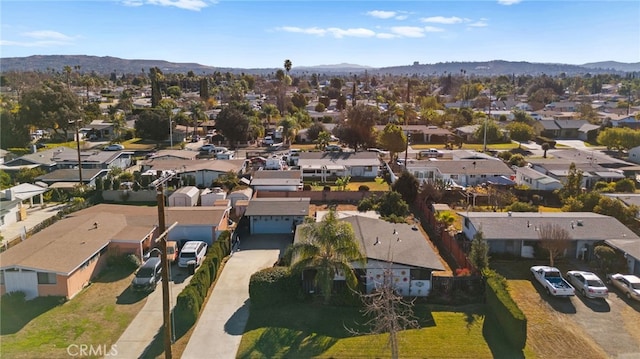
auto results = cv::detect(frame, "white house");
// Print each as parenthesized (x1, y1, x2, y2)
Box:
(297, 152, 379, 180)
(405, 158, 514, 187)
(515, 166, 562, 191)
(0, 183, 49, 229)
(168, 186, 200, 207)
(251, 170, 303, 192)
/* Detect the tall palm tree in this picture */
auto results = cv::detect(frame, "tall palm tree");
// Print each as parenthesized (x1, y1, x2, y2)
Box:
(284, 59, 292, 75)
(288, 209, 365, 304)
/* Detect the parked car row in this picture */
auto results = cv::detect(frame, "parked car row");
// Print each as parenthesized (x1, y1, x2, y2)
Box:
(530, 265, 640, 303)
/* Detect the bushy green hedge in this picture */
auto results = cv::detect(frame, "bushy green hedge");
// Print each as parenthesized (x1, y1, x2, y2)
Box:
(535, 136, 556, 148)
(249, 266, 301, 308)
(484, 269, 527, 350)
(174, 231, 232, 332)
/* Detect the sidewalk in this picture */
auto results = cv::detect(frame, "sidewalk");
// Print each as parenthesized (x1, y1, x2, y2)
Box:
(181, 235, 290, 359)
(0, 203, 67, 248)
(113, 265, 192, 358)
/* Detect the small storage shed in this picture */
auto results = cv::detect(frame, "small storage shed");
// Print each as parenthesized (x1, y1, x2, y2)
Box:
(168, 186, 200, 207)
(227, 187, 253, 208)
(201, 187, 227, 206)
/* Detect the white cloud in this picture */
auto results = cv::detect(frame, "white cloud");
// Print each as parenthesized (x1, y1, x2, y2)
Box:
(390, 26, 425, 38)
(279, 26, 327, 36)
(468, 19, 488, 27)
(121, 0, 213, 11)
(366, 10, 397, 19)
(279, 26, 375, 39)
(23, 30, 73, 41)
(395, 15, 408, 20)
(497, 0, 522, 5)
(421, 16, 464, 25)
(424, 26, 445, 33)
(376, 33, 397, 39)
(327, 27, 376, 38)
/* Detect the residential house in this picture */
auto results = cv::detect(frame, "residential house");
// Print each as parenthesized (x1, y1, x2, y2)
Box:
(458, 211, 639, 261)
(533, 119, 591, 139)
(52, 149, 133, 171)
(147, 150, 199, 161)
(515, 166, 562, 191)
(36, 168, 109, 188)
(244, 197, 310, 234)
(294, 214, 446, 297)
(374, 125, 454, 144)
(251, 170, 303, 192)
(545, 101, 577, 112)
(405, 158, 514, 187)
(165, 206, 230, 247)
(0, 147, 67, 174)
(0, 183, 49, 229)
(606, 114, 640, 129)
(527, 158, 627, 189)
(139, 158, 247, 188)
(297, 152, 379, 181)
(0, 204, 158, 299)
(455, 125, 480, 143)
(628, 146, 640, 165)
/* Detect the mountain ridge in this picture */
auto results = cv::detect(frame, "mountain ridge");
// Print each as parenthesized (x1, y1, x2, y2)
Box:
(1, 55, 638, 76)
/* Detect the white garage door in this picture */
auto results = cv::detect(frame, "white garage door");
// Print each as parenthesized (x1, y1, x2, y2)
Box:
(251, 216, 293, 234)
(4, 269, 38, 299)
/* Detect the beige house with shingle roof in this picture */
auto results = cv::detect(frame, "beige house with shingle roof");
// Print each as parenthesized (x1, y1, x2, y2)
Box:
(0, 204, 158, 299)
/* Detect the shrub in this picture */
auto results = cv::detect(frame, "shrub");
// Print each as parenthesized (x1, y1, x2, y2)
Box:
(303, 184, 312, 191)
(175, 286, 201, 326)
(249, 267, 300, 308)
(358, 185, 370, 192)
(497, 151, 513, 161)
(506, 201, 538, 212)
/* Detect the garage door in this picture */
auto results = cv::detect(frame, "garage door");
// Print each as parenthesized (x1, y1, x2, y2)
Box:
(251, 216, 293, 234)
(4, 269, 38, 299)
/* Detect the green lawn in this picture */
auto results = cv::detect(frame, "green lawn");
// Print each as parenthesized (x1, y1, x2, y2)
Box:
(237, 302, 518, 359)
(412, 142, 519, 151)
(308, 178, 389, 192)
(0, 265, 145, 358)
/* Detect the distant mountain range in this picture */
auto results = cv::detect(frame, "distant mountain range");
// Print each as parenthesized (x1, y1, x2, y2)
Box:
(1, 55, 638, 77)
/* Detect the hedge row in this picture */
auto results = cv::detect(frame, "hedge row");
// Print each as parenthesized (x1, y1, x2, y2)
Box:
(484, 269, 527, 350)
(248, 266, 301, 308)
(174, 231, 232, 330)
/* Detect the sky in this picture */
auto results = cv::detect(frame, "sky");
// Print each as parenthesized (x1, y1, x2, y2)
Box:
(1, 0, 639, 69)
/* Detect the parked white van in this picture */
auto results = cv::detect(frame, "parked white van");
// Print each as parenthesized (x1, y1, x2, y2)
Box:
(178, 241, 208, 268)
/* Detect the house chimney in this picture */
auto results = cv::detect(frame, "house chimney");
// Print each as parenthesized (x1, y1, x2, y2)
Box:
(374, 237, 380, 245)
(508, 211, 512, 217)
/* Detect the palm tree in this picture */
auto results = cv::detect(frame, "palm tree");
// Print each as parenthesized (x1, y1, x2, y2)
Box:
(284, 59, 292, 75)
(541, 142, 550, 158)
(261, 103, 279, 130)
(288, 209, 365, 304)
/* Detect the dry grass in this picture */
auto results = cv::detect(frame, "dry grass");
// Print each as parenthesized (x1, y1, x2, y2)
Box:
(0, 267, 146, 359)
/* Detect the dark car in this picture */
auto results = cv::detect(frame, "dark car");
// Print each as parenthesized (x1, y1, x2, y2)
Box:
(131, 257, 162, 292)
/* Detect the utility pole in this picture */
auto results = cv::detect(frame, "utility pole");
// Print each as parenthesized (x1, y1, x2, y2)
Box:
(483, 88, 490, 153)
(155, 170, 175, 359)
(404, 133, 411, 171)
(72, 119, 83, 185)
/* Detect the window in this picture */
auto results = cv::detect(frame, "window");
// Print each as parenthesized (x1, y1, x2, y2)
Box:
(37, 272, 57, 284)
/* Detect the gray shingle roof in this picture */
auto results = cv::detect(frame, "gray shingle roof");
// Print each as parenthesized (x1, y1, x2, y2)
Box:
(459, 212, 638, 241)
(298, 152, 379, 167)
(244, 197, 310, 216)
(406, 158, 513, 176)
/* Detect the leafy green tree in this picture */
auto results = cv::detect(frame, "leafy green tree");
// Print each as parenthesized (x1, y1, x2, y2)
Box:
(615, 178, 636, 193)
(316, 131, 332, 149)
(291, 93, 307, 110)
(278, 116, 299, 145)
(306, 122, 326, 143)
(556, 162, 583, 201)
(15, 167, 45, 184)
(0, 170, 12, 189)
(0, 102, 30, 148)
(391, 171, 419, 205)
(287, 209, 365, 304)
(474, 119, 502, 144)
(597, 128, 640, 152)
(335, 175, 351, 191)
(594, 196, 638, 225)
(377, 191, 409, 218)
(134, 109, 169, 142)
(215, 105, 249, 148)
(469, 230, 490, 272)
(541, 142, 550, 158)
(378, 123, 406, 160)
(20, 81, 83, 140)
(507, 122, 535, 148)
(149, 67, 163, 108)
(336, 104, 379, 150)
(260, 103, 280, 130)
(166, 85, 182, 99)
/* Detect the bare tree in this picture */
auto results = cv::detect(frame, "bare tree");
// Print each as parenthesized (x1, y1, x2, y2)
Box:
(348, 258, 419, 359)
(537, 223, 572, 267)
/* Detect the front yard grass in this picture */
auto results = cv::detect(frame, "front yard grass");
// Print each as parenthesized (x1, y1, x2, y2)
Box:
(308, 178, 389, 192)
(0, 265, 146, 359)
(237, 302, 516, 359)
(122, 138, 158, 150)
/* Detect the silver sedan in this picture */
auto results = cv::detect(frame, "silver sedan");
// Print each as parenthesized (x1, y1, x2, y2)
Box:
(566, 271, 608, 299)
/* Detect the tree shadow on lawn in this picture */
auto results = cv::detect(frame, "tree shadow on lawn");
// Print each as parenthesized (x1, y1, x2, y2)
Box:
(93, 264, 136, 283)
(0, 295, 66, 335)
(116, 286, 148, 305)
(482, 311, 525, 359)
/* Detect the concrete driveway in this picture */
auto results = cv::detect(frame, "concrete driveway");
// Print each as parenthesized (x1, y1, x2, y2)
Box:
(112, 264, 192, 358)
(181, 235, 291, 359)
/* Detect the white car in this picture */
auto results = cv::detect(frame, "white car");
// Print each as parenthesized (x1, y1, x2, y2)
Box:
(607, 273, 640, 301)
(565, 271, 608, 299)
(104, 143, 125, 151)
